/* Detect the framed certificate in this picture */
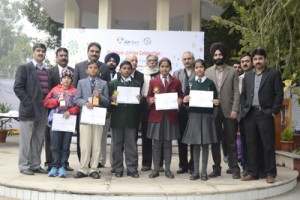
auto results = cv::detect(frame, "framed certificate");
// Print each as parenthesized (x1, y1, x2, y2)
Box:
(51, 113, 77, 132)
(155, 93, 178, 110)
(80, 106, 107, 125)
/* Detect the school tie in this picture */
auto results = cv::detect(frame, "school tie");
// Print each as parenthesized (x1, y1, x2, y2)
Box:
(197, 78, 202, 83)
(163, 76, 168, 89)
(91, 79, 95, 92)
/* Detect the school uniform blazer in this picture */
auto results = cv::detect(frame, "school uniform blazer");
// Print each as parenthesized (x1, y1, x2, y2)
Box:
(47, 65, 74, 89)
(108, 77, 141, 128)
(14, 61, 51, 121)
(240, 67, 283, 118)
(147, 75, 183, 124)
(205, 64, 240, 118)
(75, 77, 109, 108)
(72, 60, 110, 87)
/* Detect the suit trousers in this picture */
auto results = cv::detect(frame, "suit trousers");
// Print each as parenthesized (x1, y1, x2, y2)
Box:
(211, 107, 240, 172)
(112, 127, 138, 173)
(19, 109, 47, 171)
(177, 106, 193, 170)
(99, 116, 111, 166)
(44, 125, 52, 165)
(243, 109, 276, 178)
(79, 124, 103, 175)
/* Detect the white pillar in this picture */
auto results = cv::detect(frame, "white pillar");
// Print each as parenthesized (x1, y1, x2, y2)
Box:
(183, 14, 191, 31)
(156, 0, 169, 30)
(98, 0, 112, 29)
(64, 0, 80, 28)
(191, 0, 201, 31)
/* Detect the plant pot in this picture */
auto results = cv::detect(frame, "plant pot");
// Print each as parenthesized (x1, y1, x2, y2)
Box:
(0, 129, 8, 143)
(293, 134, 300, 149)
(281, 140, 294, 152)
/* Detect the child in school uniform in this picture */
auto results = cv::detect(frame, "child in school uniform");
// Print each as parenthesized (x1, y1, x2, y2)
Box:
(74, 61, 109, 179)
(109, 60, 141, 178)
(147, 57, 183, 179)
(43, 68, 79, 177)
(182, 59, 219, 181)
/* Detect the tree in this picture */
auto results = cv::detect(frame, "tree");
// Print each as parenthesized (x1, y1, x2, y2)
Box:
(211, 0, 300, 83)
(22, 0, 63, 49)
(0, 0, 32, 78)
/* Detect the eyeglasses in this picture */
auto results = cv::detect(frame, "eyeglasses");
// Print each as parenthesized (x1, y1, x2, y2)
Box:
(147, 59, 157, 62)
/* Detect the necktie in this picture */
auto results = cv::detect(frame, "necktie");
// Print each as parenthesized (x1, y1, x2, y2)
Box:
(197, 78, 202, 83)
(91, 79, 95, 92)
(163, 76, 168, 89)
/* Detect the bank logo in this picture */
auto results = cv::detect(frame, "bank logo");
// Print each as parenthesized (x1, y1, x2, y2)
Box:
(143, 37, 152, 45)
(116, 37, 140, 46)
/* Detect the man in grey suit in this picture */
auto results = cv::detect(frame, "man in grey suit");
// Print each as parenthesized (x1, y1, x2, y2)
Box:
(14, 43, 50, 175)
(205, 42, 241, 179)
(44, 47, 74, 171)
(173, 51, 195, 174)
(72, 42, 110, 160)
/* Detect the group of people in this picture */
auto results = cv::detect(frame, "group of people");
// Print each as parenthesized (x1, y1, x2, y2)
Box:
(13, 41, 283, 184)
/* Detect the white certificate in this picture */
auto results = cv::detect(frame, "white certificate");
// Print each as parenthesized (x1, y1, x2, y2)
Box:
(189, 90, 214, 108)
(80, 106, 107, 125)
(117, 86, 140, 104)
(51, 113, 77, 132)
(155, 93, 178, 110)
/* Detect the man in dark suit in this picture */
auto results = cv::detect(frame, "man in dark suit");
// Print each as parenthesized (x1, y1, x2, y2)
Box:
(72, 42, 110, 160)
(205, 42, 241, 179)
(240, 48, 283, 184)
(14, 43, 50, 175)
(44, 47, 74, 171)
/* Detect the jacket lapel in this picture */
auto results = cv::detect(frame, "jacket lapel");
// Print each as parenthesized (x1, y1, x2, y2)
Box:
(220, 65, 230, 89)
(259, 68, 270, 90)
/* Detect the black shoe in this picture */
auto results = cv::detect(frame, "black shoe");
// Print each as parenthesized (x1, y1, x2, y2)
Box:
(201, 173, 208, 181)
(141, 166, 151, 171)
(89, 172, 100, 179)
(127, 172, 139, 178)
(115, 172, 123, 177)
(208, 170, 221, 178)
(20, 169, 34, 175)
(73, 171, 88, 178)
(149, 170, 159, 178)
(189, 173, 200, 180)
(176, 168, 188, 174)
(65, 165, 74, 171)
(232, 171, 241, 179)
(165, 171, 174, 179)
(226, 168, 233, 174)
(111, 168, 115, 173)
(33, 167, 47, 174)
(97, 163, 105, 168)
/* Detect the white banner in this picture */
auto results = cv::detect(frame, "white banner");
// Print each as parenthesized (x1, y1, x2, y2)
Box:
(62, 29, 204, 73)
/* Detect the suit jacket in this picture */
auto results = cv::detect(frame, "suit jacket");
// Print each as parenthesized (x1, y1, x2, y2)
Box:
(75, 77, 109, 108)
(133, 69, 144, 88)
(72, 60, 110, 87)
(108, 77, 141, 128)
(14, 61, 51, 121)
(173, 68, 195, 93)
(240, 67, 283, 117)
(147, 75, 183, 124)
(47, 65, 74, 89)
(205, 64, 240, 118)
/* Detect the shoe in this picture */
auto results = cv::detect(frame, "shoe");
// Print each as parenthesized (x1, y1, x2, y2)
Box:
(141, 166, 151, 171)
(232, 171, 241, 179)
(223, 156, 228, 163)
(73, 171, 88, 178)
(208, 170, 221, 178)
(44, 165, 51, 172)
(177, 168, 188, 174)
(201, 173, 208, 181)
(111, 168, 115, 173)
(58, 167, 67, 178)
(20, 169, 34, 175)
(33, 167, 47, 174)
(89, 172, 100, 179)
(97, 163, 105, 168)
(127, 172, 139, 178)
(266, 176, 275, 184)
(159, 167, 164, 172)
(165, 171, 174, 179)
(189, 173, 200, 180)
(241, 175, 257, 181)
(115, 172, 123, 177)
(48, 167, 58, 177)
(65, 165, 74, 171)
(149, 170, 159, 178)
(226, 168, 233, 174)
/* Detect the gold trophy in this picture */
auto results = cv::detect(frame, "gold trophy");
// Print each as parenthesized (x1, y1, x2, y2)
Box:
(92, 89, 101, 106)
(111, 90, 119, 105)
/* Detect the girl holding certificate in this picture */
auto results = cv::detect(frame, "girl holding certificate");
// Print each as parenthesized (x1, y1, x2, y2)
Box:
(147, 57, 183, 179)
(43, 69, 79, 177)
(182, 59, 219, 181)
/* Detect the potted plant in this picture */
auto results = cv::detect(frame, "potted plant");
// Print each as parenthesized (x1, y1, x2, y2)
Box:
(281, 125, 294, 152)
(0, 102, 13, 142)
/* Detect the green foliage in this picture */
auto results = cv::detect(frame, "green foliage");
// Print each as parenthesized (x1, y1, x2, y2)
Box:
(281, 126, 294, 141)
(22, 0, 63, 49)
(292, 148, 300, 155)
(211, 0, 300, 84)
(0, 102, 12, 113)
